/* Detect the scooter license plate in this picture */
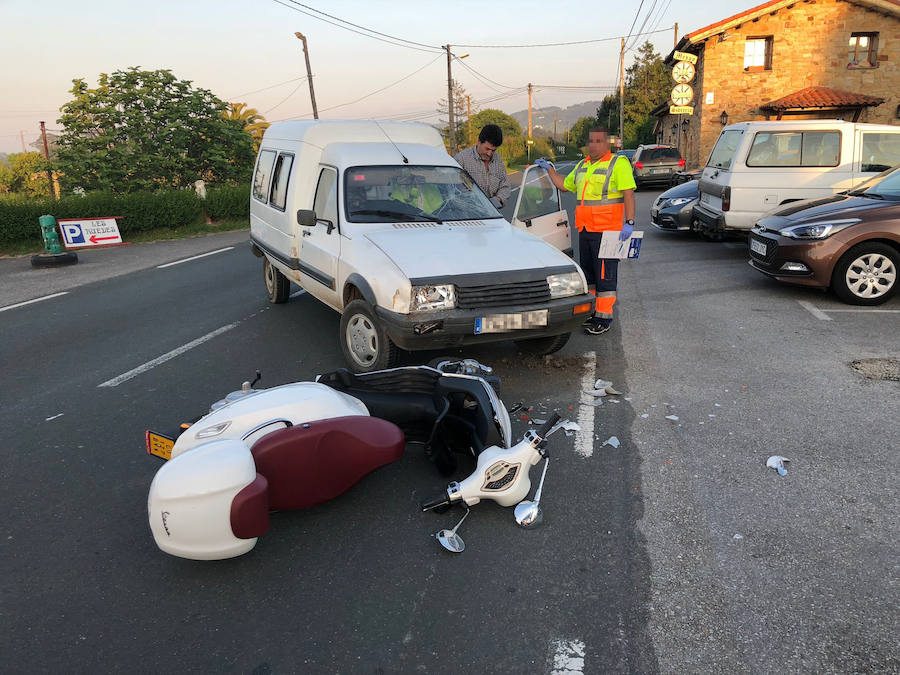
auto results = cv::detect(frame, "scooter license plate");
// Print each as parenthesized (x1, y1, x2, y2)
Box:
(146, 430, 175, 460)
(474, 310, 548, 334)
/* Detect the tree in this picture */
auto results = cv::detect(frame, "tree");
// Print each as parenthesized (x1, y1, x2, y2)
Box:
(0, 152, 52, 196)
(55, 67, 254, 193)
(596, 93, 621, 137)
(623, 42, 670, 146)
(225, 102, 269, 152)
(568, 116, 598, 153)
(469, 109, 523, 163)
(437, 79, 469, 152)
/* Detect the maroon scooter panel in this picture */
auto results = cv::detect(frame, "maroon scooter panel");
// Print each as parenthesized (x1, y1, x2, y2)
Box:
(249, 416, 405, 510)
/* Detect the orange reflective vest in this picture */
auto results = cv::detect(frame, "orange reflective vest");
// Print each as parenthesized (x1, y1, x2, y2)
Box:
(568, 153, 627, 233)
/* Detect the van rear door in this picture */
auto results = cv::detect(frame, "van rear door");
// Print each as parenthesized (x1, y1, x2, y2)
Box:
(698, 128, 744, 211)
(510, 165, 572, 255)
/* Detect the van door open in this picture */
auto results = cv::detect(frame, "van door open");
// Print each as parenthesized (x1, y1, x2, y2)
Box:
(510, 165, 571, 255)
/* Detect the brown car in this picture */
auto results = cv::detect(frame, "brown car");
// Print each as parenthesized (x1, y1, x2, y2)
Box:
(748, 166, 900, 305)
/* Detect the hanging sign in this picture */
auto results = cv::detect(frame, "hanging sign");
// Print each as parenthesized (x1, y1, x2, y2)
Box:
(673, 51, 697, 64)
(669, 106, 694, 115)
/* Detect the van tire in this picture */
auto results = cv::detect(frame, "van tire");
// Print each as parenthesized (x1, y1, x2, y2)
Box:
(514, 332, 570, 356)
(340, 299, 399, 373)
(831, 242, 898, 306)
(264, 258, 290, 304)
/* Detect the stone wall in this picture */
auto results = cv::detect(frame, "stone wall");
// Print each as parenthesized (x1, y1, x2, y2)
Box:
(669, 0, 900, 168)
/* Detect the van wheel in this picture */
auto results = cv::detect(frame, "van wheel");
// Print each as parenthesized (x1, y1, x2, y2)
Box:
(340, 299, 399, 373)
(831, 243, 898, 305)
(514, 333, 570, 356)
(264, 258, 290, 304)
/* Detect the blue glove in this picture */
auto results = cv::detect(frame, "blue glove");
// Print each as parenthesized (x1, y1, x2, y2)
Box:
(534, 158, 551, 170)
(619, 221, 634, 242)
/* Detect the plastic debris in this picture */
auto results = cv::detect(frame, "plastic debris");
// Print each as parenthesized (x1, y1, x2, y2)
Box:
(766, 455, 790, 476)
(586, 400, 604, 407)
(640, 413, 649, 419)
(561, 420, 581, 432)
(733, 533, 744, 540)
(586, 379, 622, 397)
(603, 436, 620, 448)
(665, 415, 679, 421)
(531, 418, 547, 425)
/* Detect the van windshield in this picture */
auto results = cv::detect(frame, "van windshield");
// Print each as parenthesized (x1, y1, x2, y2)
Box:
(706, 130, 743, 170)
(344, 166, 500, 222)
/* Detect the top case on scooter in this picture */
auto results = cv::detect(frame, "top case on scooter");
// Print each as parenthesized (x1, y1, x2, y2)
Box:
(249, 416, 405, 510)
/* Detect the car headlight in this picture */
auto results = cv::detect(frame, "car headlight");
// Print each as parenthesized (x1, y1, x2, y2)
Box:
(778, 219, 860, 239)
(410, 284, 456, 311)
(667, 197, 694, 206)
(547, 271, 585, 298)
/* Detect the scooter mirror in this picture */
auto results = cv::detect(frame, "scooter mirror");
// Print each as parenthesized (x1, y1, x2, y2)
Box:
(436, 529, 466, 553)
(514, 501, 543, 528)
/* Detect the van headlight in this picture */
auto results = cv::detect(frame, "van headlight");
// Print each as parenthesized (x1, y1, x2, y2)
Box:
(411, 284, 456, 311)
(547, 271, 585, 298)
(778, 219, 859, 239)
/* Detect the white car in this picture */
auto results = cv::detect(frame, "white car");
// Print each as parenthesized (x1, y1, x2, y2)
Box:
(249, 120, 593, 372)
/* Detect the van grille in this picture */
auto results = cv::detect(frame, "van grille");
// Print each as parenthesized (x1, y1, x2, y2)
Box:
(391, 220, 489, 230)
(456, 279, 550, 309)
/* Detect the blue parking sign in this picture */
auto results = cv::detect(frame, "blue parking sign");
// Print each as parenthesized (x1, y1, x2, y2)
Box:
(61, 223, 85, 245)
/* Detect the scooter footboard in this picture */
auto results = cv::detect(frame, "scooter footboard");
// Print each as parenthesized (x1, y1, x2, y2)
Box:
(250, 415, 405, 510)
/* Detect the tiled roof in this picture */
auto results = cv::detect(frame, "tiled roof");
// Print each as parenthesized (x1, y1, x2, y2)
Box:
(760, 86, 886, 111)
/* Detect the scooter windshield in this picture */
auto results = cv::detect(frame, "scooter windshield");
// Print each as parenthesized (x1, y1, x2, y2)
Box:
(345, 166, 500, 222)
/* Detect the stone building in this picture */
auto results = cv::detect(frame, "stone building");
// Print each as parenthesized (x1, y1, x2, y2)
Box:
(654, 0, 900, 168)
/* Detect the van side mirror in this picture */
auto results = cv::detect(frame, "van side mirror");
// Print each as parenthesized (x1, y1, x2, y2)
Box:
(297, 209, 317, 227)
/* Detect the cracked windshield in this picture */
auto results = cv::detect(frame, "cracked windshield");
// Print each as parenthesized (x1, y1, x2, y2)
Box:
(345, 165, 499, 222)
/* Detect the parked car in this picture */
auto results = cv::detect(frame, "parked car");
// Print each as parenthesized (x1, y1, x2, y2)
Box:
(695, 119, 900, 238)
(249, 120, 593, 372)
(616, 149, 636, 165)
(748, 165, 900, 305)
(632, 144, 685, 189)
(650, 180, 698, 232)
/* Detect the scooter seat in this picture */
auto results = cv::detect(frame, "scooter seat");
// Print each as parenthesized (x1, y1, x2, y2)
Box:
(249, 416, 404, 510)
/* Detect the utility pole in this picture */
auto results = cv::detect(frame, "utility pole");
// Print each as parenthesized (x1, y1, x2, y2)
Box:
(674, 23, 678, 48)
(19, 130, 26, 153)
(466, 95, 472, 146)
(619, 38, 625, 146)
(40, 121, 56, 200)
(554, 111, 558, 141)
(527, 83, 533, 162)
(294, 33, 318, 119)
(445, 45, 456, 154)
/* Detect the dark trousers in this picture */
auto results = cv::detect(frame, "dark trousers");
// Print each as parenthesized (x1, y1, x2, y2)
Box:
(579, 230, 618, 326)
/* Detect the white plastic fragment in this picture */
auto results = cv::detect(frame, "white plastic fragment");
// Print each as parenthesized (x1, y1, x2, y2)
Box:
(603, 436, 620, 448)
(561, 420, 581, 432)
(640, 413, 649, 419)
(665, 415, 679, 421)
(766, 455, 790, 476)
(531, 418, 547, 425)
(733, 533, 744, 540)
(586, 399, 603, 407)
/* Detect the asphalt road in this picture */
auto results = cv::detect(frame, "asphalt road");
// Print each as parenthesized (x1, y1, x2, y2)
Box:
(1, 187, 897, 674)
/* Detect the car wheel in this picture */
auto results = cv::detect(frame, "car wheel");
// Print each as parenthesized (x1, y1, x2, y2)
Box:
(514, 333, 570, 356)
(340, 299, 399, 373)
(264, 258, 290, 304)
(831, 242, 898, 305)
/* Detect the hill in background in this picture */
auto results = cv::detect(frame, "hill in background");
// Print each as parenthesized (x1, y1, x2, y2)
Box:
(510, 100, 602, 136)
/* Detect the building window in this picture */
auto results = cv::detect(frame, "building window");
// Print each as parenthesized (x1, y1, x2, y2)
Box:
(848, 33, 878, 69)
(743, 37, 773, 71)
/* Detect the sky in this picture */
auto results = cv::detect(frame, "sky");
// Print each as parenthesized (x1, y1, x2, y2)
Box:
(0, 0, 758, 155)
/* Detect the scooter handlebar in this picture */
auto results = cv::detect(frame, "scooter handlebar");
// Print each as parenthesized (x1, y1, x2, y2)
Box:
(535, 413, 561, 439)
(421, 492, 450, 511)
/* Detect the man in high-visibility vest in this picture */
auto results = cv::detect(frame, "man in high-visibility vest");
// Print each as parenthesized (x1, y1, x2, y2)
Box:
(537, 127, 635, 335)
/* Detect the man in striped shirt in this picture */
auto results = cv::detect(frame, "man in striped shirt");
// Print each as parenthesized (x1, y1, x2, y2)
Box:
(453, 124, 511, 207)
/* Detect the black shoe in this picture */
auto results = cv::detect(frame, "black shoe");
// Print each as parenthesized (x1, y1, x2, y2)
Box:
(584, 320, 611, 335)
(581, 314, 596, 327)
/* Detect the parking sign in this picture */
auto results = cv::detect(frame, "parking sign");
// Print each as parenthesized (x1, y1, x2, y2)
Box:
(57, 217, 124, 248)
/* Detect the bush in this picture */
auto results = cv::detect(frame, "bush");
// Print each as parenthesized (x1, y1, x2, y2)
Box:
(0, 189, 204, 245)
(205, 184, 250, 221)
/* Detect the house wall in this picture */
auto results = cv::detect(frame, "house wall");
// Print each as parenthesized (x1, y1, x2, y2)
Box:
(671, 0, 900, 168)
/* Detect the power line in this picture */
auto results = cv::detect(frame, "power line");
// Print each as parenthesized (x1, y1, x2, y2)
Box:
(264, 79, 308, 115)
(627, 0, 659, 52)
(228, 76, 309, 101)
(453, 27, 670, 48)
(270, 0, 442, 53)
(453, 58, 519, 92)
(624, 0, 647, 49)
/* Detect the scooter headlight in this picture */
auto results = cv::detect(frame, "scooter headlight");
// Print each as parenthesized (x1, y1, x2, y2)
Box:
(410, 284, 456, 311)
(547, 271, 585, 298)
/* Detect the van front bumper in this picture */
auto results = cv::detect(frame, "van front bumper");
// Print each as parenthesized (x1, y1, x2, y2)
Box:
(375, 294, 595, 351)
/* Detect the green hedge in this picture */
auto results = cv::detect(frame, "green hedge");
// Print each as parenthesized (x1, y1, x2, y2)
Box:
(205, 184, 250, 221)
(0, 188, 228, 245)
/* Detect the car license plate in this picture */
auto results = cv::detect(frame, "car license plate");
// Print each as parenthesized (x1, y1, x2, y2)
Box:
(651, 168, 669, 174)
(146, 430, 175, 460)
(750, 238, 767, 256)
(475, 310, 548, 334)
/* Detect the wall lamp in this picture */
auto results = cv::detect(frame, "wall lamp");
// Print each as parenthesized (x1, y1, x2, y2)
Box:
(671, 123, 678, 135)
(720, 110, 729, 126)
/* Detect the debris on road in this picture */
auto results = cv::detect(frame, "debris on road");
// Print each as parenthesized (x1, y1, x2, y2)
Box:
(665, 415, 679, 422)
(603, 436, 620, 448)
(766, 455, 790, 476)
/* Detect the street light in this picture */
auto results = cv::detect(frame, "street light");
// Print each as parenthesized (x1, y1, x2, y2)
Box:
(720, 110, 729, 126)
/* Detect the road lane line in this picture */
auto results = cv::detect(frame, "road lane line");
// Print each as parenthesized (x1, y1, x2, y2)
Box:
(156, 247, 234, 268)
(797, 300, 831, 321)
(550, 638, 585, 674)
(576, 351, 597, 457)
(822, 308, 900, 313)
(98, 322, 239, 387)
(0, 292, 69, 313)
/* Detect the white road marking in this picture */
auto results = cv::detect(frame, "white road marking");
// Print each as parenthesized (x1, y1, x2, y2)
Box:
(550, 638, 585, 674)
(824, 308, 900, 313)
(45, 413, 64, 421)
(156, 247, 234, 268)
(98, 322, 239, 387)
(576, 351, 598, 457)
(797, 300, 832, 321)
(0, 292, 69, 313)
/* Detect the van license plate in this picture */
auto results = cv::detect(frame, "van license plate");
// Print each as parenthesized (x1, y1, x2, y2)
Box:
(475, 310, 548, 334)
(750, 238, 767, 256)
(701, 192, 712, 204)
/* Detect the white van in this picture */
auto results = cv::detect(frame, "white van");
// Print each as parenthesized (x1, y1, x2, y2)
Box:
(249, 120, 592, 372)
(694, 119, 900, 236)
